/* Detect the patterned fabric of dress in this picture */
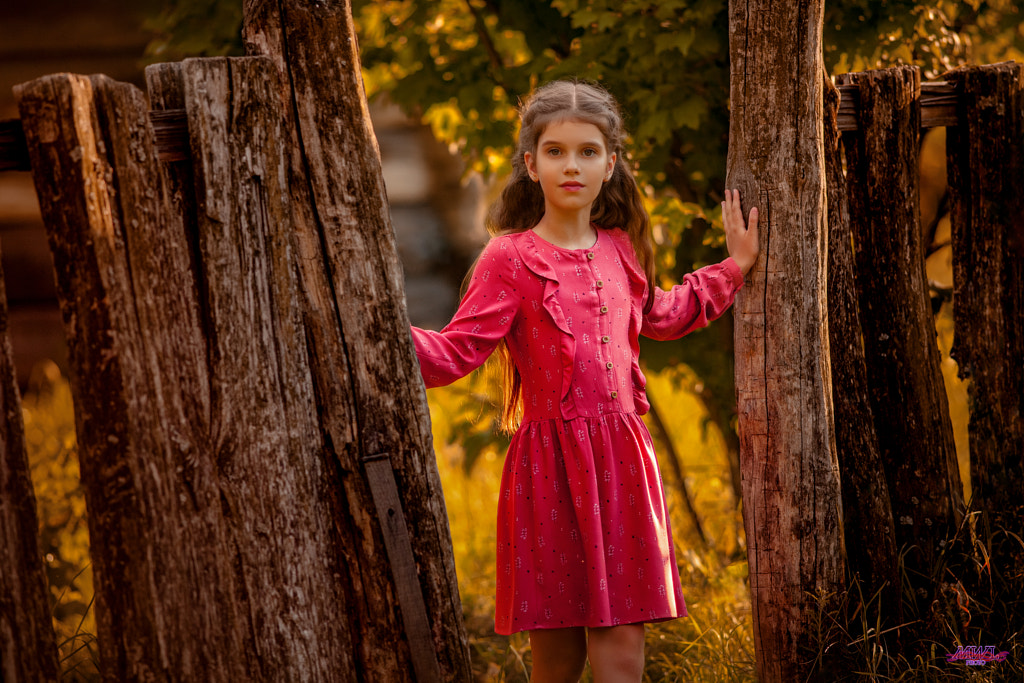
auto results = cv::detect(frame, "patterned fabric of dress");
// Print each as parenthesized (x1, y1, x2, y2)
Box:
(412, 227, 743, 634)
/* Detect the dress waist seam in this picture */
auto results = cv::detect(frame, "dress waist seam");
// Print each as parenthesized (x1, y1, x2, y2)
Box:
(519, 410, 638, 425)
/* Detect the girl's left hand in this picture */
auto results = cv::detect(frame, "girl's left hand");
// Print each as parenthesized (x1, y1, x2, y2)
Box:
(723, 189, 759, 275)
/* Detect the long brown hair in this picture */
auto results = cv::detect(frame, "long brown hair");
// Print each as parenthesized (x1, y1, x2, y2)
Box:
(484, 80, 656, 432)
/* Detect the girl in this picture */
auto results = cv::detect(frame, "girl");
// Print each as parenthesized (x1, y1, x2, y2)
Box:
(412, 80, 758, 683)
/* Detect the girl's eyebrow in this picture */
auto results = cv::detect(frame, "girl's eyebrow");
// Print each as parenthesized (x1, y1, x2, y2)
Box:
(539, 139, 604, 148)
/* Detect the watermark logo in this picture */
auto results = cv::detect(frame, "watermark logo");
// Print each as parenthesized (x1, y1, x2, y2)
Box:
(945, 645, 1009, 667)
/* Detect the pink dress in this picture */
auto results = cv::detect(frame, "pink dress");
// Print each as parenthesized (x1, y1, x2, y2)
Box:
(412, 227, 743, 634)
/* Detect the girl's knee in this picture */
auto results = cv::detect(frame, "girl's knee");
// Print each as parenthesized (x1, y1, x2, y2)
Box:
(530, 628, 587, 683)
(587, 624, 645, 681)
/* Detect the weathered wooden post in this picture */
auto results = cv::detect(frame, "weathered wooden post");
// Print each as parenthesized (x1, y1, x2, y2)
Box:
(16, 67, 342, 680)
(0, 251, 60, 682)
(946, 61, 1024, 525)
(241, 0, 470, 679)
(838, 67, 964, 613)
(15, 5, 471, 678)
(945, 60, 1024, 636)
(823, 75, 900, 619)
(726, 2, 845, 680)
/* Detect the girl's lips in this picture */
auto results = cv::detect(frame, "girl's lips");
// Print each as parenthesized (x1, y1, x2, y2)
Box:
(560, 182, 583, 190)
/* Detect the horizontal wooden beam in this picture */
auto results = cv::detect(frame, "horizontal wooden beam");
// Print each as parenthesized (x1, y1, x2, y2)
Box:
(1, 109, 188, 172)
(837, 81, 958, 131)
(0, 81, 963, 172)
(148, 109, 189, 162)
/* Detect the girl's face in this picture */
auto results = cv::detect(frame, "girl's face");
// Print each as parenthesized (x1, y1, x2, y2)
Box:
(524, 119, 616, 217)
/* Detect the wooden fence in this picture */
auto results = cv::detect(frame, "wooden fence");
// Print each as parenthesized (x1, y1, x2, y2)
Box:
(828, 61, 1023, 647)
(1, 1, 471, 681)
(0, 42, 1020, 683)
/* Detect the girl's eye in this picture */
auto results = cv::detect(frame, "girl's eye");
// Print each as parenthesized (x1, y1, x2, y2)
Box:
(546, 148, 561, 156)
(582, 148, 597, 157)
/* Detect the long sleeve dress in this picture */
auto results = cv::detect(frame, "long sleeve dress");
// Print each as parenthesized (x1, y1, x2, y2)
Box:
(412, 226, 744, 635)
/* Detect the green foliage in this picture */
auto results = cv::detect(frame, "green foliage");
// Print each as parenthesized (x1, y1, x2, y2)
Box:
(348, 0, 1024, 200)
(353, 0, 731, 202)
(826, 1, 1024, 78)
(143, 0, 243, 61)
(22, 363, 98, 681)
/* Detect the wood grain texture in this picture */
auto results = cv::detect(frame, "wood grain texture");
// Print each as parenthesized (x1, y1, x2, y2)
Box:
(16, 71, 244, 681)
(17, 59, 360, 681)
(945, 61, 1024, 518)
(945, 62, 1024, 636)
(0, 246, 59, 682)
(726, 2, 845, 681)
(838, 66, 963, 596)
(176, 54, 358, 681)
(243, 1, 471, 680)
(823, 74, 900, 620)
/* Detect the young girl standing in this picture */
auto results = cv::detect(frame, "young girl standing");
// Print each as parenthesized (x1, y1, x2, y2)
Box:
(412, 80, 759, 683)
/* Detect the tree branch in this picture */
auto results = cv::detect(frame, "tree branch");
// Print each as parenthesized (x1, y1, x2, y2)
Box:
(645, 392, 713, 555)
(464, 0, 520, 103)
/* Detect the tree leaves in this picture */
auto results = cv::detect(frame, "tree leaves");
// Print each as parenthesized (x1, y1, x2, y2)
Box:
(143, 0, 1024, 200)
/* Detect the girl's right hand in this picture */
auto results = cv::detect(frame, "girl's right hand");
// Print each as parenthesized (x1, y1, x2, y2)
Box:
(723, 189, 760, 275)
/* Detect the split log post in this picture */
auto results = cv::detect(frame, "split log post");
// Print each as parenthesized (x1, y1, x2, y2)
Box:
(147, 56, 359, 679)
(726, 1, 846, 680)
(242, 2, 472, 680)
(16, 72, 242, 680)
(837, 66, 964, 616)
(823, 75, 900, 619)
(17, 40, 470, 683)
(0, 248, 60, 682)
(16, 61, 355, 681)
(945, 61, 1024, 635)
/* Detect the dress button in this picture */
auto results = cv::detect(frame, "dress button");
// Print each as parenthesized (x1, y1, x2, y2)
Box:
(610, 391, 618, 399)
(595, 280, 604, 288)
(600, 305, 608, 313)
(605, 361, 614, 369)
(601, 335, 610, 343)
(586, 252, 595, 260)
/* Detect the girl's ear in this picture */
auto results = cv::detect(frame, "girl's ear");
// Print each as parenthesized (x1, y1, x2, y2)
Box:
(605, 153, 617, 182)
(524, 151, 537, 181)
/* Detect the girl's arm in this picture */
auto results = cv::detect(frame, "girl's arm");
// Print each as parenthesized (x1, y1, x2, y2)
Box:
(411, 238, 521, 388)
(640, 259, 745, 341)
(641, 189, 759, 341)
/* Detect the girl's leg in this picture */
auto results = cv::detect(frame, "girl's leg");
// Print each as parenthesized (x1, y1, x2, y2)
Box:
(529, 627, 587, 683)
(586, 624, 645, 683)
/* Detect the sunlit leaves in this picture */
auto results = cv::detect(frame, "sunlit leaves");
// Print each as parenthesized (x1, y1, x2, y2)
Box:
(825, 0, 1024, 77)
(354, 0, 541, 175)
